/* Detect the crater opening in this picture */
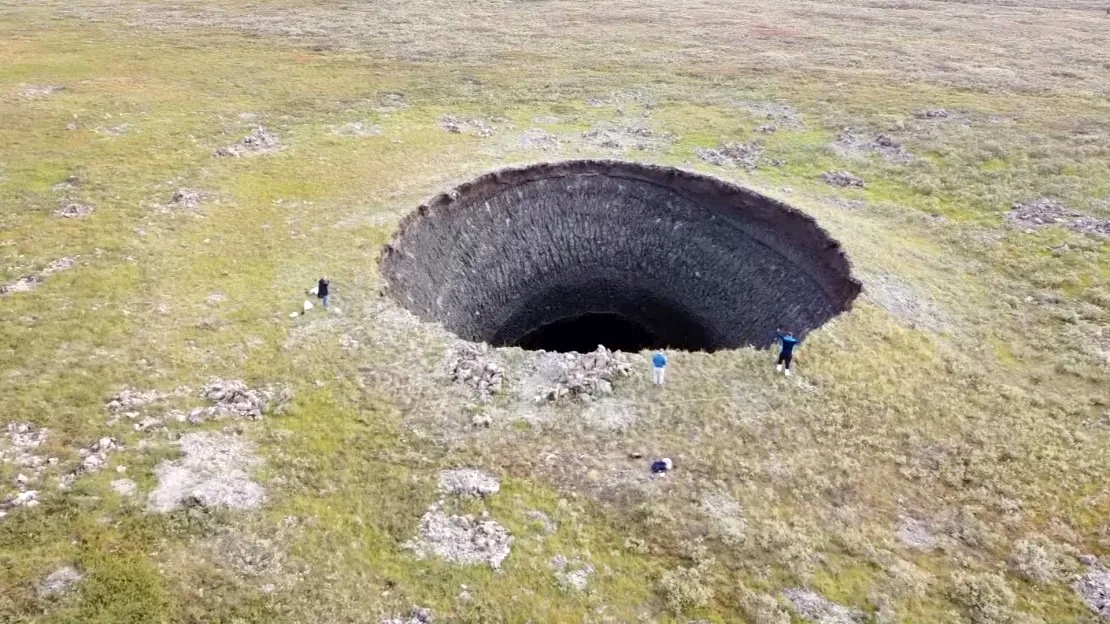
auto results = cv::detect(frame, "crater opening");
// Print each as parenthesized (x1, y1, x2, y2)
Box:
(380, 160, 861, 352)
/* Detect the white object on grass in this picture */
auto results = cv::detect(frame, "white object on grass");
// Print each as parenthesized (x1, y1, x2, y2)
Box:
(303, 300, 313, 312)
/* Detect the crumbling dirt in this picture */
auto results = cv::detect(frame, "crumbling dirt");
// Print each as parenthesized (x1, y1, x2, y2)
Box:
(147, 431, 266, 513)
(214, 126, 282, 157)
(821, 171, 865, 188)
(438, 468, 500, 497)
(695, 142, 764, 170)
(833, 128, 913, 162)
(526, 346, 636, 403)
(1006, 198, 1110, 238)
(447, 343, 503, 401)
(53, 203, 94, 218)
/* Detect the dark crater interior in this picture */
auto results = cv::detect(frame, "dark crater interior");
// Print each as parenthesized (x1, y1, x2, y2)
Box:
(380, 160, 861, 352)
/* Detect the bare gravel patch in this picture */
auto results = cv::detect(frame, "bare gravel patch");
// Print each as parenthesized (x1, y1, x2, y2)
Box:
(1, 257, 75, 295)
(147, 431, 266, 513)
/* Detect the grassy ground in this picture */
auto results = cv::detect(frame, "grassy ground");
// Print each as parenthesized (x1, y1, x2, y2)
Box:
(0, 0, 1108, 622)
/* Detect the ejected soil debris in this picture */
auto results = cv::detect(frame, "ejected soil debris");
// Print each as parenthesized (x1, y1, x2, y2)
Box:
(53, 203, 94, 218)
(331, 121, 381, 137)
(695, 142, 764, 170)
(38, 566, 82, 598)
(782, 588, 866, 623)
(1006, 198, 1110, 238)
(916, 108, 951, 119)
(405, 507, 513, 568)
(148, 431, 266, 513)
(1074, 560, 1110, 617)
(517, 128, 561, 151)
(438, 468, 500, 497)
(1, 422, 51, 484)
(214, 126, 282, 157)
(533, 346, 635, 403)
(159, 188, 205, 211)
(447, 343, 503, 400)
(581, 121, 673, 152)
(184, 379, 292, 422)
(550, 554, 594, 591)
(77, 437, 120, 473)
(381, 607, 435, 624)
(439, 116, 496, 137)
(1, 257, 75, 295)
(737, 101, 804, 129)
(821, 171, 865, 188)
(834, 128, 913, 162)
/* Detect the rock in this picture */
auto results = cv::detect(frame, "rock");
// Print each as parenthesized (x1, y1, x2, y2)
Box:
(833, 127, 913, 162)
(821, 171, 865, 188)
(447, 342, 503, 400)
(439, 116, 495, 137)
(782, 588, 866, 623)
(214, 126, 282, 157)
(1074, 564, 1110, 616)
(439, 468, 500, 497)
(381, 606, 435, 624)
(534, 346, 634, 403)
(1006, 198, 1109, 238)
(39, 565, 82, 598)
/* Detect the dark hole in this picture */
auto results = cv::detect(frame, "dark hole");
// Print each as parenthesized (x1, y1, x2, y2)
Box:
(514, 313, 660, 353)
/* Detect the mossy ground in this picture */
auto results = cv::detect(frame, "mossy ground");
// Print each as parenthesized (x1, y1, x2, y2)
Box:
(1, 1, 1109, 622)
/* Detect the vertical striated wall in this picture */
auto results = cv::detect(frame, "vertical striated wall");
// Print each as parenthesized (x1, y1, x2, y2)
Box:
(380, 160, 861, 351)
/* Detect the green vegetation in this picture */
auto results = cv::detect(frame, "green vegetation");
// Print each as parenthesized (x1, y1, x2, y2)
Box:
(1, 0, 1108, 622)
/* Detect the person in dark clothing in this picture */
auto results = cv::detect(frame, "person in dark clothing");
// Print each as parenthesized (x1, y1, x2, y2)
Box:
(317, 277, 330, 309)
(774, 328, 799, 376)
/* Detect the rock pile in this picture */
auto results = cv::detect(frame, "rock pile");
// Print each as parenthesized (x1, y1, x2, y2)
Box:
(447, 343, 503, 400)
(535, 346, 634, 403)
(0, 490, 40, 518)
(821, 171, 865, 188)
(77, 437, 120, 473)
(582, 122, 674, 152)
(782, 588, 866, 623)
(214, 126, 282, 157)
(695, 142, 764, 170)
(1006, 198, 1110, 238)
(1074, 558, 1110, 617)
(1, 258, 75, 295)
(186, 379, 292, 422)
(405, 507, 513, 569)
(1, 422, 51, 478)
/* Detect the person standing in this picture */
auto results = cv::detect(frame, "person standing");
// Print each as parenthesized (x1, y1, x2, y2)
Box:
(318, 277, 330, 310)
(651, 350, 667, 386)
(774, 328, 799, 376)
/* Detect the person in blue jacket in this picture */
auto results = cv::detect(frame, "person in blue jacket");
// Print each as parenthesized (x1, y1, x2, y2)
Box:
(651, 350, 667, 386)
(774, 328, 799, 376)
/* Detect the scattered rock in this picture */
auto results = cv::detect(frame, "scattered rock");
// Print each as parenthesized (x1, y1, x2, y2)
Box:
(0, 422, 49, 483)
(331, 121, 382, 137)
(1074, 561, 1110, 616)
(1, 257, 75, 295)
(439, 116, 496, 137)
(447, 342, 503, 400)
(405, 507, 512, 568)
(782, 588, 866, 623)
(0, 489, 40, 517)
(834, 128, 913, 162)
(381, 607, 434, 624)
(534, 346, 634, 403)
(581, 121, 674, 152)
(438, 468, 500, 497)
(895, 516, 938, 550)
(38, 565, 82, 598)
(158, 188, 205, 212)
(111, 478, 138, 497)
(105, 386, 186, 415)
(147, 431, 266, 513)
(695, 142, 764, 169)
(1006, 198, 1110, 238)
(214, 126, 282, 157)
(53, 203, 94, 218)
(517, 128, 561, 151)
(820, 171, 865, 188)
(550, 554, 594, 591)
(757, 124, 777, 134)
(737, 101, 804, 130)
(77, 437, 120, 473)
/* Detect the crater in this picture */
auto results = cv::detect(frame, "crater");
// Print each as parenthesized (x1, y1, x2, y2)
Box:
(380, 160, 861, 352)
